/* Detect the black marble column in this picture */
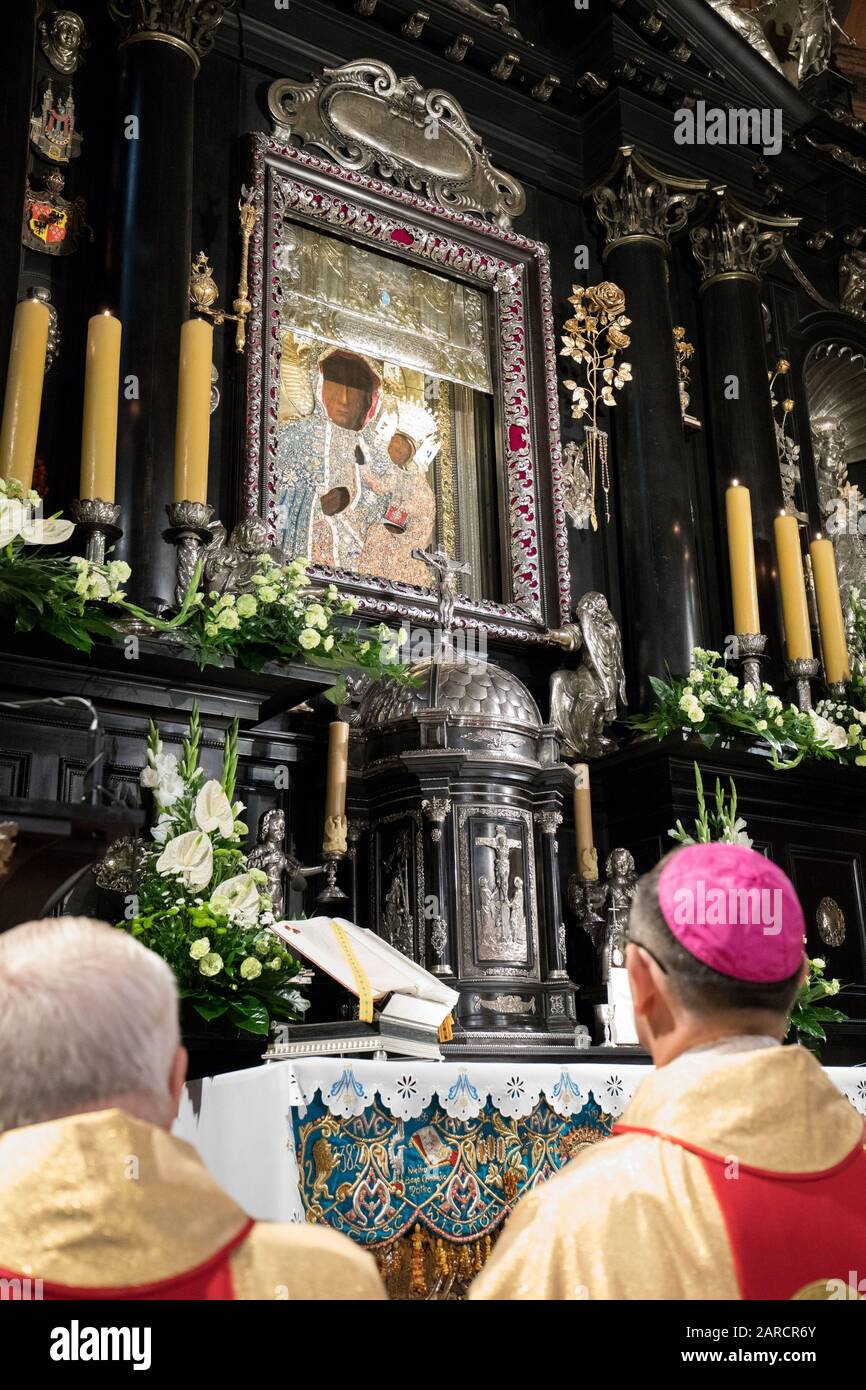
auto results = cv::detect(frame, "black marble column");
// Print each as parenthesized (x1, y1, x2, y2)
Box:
(0, 5, 37, 404)
(535, 809, 575, 1030)
(105, 38, 193, 609)
(422, 796, 455, 978)
(692, 192, 800, 685)
(104, 6, 232, 609)
(591, 149, 708, 705)
(606, 239, 706, 698)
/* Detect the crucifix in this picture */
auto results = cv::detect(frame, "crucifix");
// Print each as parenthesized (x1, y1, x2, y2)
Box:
(475, 824, 521, 899)
(474, 823, 524, 958)
(411, 544, 470, 637)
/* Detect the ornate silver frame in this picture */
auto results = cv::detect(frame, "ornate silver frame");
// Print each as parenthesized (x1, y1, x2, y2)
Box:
(243, 125, 570, 642)
(457, 804, 539, 980)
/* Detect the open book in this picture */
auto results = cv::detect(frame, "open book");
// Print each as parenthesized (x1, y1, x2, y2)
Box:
(268, 916, 459, 1034)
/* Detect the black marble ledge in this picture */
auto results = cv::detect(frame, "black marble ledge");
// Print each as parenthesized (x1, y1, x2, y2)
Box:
(0, 633, 339, 732)
(581, 734, 866, 1023)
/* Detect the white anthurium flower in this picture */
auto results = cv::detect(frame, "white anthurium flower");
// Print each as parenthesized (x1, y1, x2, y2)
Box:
(194, 779, 235, 837)
(0, 498, 75, 547)
(156, 830, 213, 888)
(209, 872, 263, 923)
(20, 514, 76, 545)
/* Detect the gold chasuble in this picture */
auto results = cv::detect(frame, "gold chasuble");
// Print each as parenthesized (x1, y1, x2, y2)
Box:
(469, 1045, 866, 1301)
(0, 1109, 385, 1300)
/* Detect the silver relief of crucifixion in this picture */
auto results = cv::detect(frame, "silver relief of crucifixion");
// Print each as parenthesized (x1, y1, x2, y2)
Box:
(474, 823, 527, 961)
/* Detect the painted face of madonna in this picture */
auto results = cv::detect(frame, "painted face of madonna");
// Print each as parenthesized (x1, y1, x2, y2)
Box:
(320, 351, 376, 431)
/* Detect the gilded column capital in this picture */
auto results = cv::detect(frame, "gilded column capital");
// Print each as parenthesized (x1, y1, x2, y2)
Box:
(591, 146, 708, 258)
(691, 187, 800, 289)
(108, 0, 237, 75)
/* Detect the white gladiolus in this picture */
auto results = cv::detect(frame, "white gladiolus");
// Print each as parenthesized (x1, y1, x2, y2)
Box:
(151, 813, 173, 845)
(194, 779, 235, 837)
(156, 830, 214, 888)
(142, 752, 178, 781)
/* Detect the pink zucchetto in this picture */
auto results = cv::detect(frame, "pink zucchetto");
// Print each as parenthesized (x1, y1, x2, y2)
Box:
(656, 843, 806, 983)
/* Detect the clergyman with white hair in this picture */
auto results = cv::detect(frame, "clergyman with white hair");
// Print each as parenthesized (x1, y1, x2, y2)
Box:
(0, 917, 385, 1300)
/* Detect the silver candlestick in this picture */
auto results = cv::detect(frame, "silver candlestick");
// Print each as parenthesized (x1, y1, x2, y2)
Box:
(736, 632, 767, 690)
(71, 498, 122, 566)
(164, 500, 213, 608)
(828, 680, 848, 699)
(786, 656, 819, 712)
(315, 851, 349, 907)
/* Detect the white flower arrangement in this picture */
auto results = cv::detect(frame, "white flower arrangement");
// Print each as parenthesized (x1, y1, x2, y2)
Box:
(634, 647, 864, 770)
(121, 705, 309, 1036)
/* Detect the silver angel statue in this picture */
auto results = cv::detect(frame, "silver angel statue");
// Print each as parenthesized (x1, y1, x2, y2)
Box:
(548, 592, 626, 758)
(707, 0, 785, 74)
(840, 250, 866, 317)
(598, 849, 638, 981)
(785, 0, 856, 84)
(812, 416, 866, 609)
(203, 517, 285, 595)
(248, 809, 301, 919)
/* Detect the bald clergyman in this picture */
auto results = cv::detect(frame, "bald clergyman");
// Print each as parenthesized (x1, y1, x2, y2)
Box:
(470, 845, 866, 1301)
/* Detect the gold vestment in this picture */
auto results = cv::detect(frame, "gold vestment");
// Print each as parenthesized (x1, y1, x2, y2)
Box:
(0, 1108, 385, 1300)
(469, 1046, 865, 1300)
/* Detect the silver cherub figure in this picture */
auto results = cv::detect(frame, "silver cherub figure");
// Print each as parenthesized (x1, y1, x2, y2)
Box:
(247, 809, 301, 919)
(598, 848, 638, 981)
(548, 591, 626, 758)
(203, 517, 284, 595)
(568, 847, 638, 982)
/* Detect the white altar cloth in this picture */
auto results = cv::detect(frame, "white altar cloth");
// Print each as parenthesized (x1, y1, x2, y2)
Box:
(173, 1058, 866, 1224)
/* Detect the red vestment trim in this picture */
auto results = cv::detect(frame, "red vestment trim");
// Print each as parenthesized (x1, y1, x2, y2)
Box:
(0, 1218, 254, 1301)
(614, 1123, 866, 1299)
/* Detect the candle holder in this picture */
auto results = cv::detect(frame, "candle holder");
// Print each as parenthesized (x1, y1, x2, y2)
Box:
(315, 851, 349, 907)
(827, 680, 848, 699)
(71, 498, 122, 566)
(735, 632, 767, 690)
(785, 657, 819, 712)
(164, 500, 213, 609)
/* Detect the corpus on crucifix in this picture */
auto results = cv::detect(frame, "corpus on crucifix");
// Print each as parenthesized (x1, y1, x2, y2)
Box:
(474, 823, 526, 960)
(411, 544, 471, 637)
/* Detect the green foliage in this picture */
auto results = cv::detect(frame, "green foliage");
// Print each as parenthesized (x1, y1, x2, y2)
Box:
(632, 647, 861, 771)
(0, 543, 129, 654)
(178, 554, 411, 688)
(669, 765, 751, 846)
(0, 526, 411, 694)
(786, 956, 847, 1051)
(119, 704, 310, 1038)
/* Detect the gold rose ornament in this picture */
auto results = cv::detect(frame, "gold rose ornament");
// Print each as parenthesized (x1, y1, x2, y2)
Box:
(560, 282, 633, 529)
